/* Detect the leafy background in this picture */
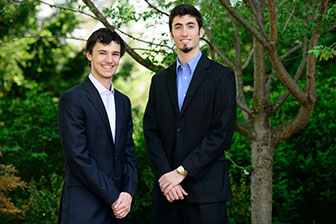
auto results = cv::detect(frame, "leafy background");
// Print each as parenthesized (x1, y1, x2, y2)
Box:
(0, 0, 335, 223)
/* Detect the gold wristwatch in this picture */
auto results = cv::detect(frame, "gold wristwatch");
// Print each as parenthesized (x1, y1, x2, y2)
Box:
(176, 165, 188, 177)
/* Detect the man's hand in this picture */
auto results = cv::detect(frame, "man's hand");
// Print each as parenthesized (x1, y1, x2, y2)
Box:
(112, 192, 133, 219)
(159, 169, 186, 195)
(165, 184, 188, 202)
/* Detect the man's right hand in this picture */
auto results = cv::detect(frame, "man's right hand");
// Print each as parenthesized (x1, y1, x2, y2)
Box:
(164, 184, 188, 202)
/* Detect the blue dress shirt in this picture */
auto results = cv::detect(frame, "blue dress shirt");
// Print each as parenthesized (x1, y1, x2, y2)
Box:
(176, 51, 202, 110)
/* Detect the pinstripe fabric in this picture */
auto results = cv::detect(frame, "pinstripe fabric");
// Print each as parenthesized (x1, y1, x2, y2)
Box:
(151, 200, 228, 224)
(143, 54, 236, 205)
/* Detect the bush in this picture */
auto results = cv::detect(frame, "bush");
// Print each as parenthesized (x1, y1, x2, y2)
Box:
(273, 73, 336, 223)
(129, 109, 153, 224)
(0, 90, 63, 182)
(23, 174, 63, 224)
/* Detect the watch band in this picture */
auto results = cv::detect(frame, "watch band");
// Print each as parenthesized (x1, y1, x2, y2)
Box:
(176, 165, 188, 177)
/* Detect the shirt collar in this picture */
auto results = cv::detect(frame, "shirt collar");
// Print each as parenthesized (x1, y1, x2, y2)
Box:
(89, 74, 114, 94)
(176, 51, 202, 74)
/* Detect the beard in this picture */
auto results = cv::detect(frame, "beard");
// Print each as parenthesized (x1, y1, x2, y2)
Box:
(180, 45, 193, 53)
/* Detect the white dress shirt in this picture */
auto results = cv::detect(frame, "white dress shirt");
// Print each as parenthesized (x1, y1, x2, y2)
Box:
(89, 74, 116, 142)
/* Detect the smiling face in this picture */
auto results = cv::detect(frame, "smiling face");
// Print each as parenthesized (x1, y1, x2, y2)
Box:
(86, 41, 121, 83)
(170, 14, 204, 55)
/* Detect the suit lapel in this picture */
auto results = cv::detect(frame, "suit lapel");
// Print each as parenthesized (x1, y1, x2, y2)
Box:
(166, 63, 179, 116)
(83, 78, 114, 142)
(179, 54, 210, 117)
(114, 91, 122, 149)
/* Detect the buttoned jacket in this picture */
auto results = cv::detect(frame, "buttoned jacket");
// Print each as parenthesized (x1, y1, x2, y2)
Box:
(143, 54, 236, 203)
(58, 77, 137, 223)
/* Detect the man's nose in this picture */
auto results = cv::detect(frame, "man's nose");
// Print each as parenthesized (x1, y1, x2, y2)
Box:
(182, 27, 188, 36)
(106, 54, 113, 63)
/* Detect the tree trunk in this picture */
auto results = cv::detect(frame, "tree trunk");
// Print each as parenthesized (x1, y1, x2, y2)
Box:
(250, 35, 274, 224)
(250, 1, 274, 220)
(250, 131, 274, 224)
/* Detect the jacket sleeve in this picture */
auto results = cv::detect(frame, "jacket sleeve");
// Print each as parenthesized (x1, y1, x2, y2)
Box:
(143, 77, 172, 179)
(121, 98, 138, 196)
(58, 91, 120, 206)
(181, 69, 237, 180)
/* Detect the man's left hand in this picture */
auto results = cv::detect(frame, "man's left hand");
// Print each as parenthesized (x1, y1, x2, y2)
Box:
(159, 170, 186, 195)
(112, 192, 133, 219)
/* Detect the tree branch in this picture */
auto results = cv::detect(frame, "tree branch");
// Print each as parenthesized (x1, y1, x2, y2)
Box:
(207, 3, 218, 60)
(272, 103, 314, 145)
(272, 0, 330, 145)
(82, 0, 163, 71)
(247, 0, 268, 37)
(266, 0, 278, 45)
(268, 50, 308, 106)
(143, 0, 169, 17)
(281, 4, 296, 35)
(131, 48, 169, 54)
(220, 0, 308, 106)
(202, 36, 236, 69)
(271, 37, 308, 114)
(218, 0, 272, 51)
(242, 48, 254, 70)
(231, 16, 252, 120)
(265, 70, 275, 103)
(34, 0, 97, 20)
(0, 35, 86, 44)
(252, 36, 267, 111)
(204, 30, 216, 60)
(235, 122, 254, 140)
(116, 28, 174, 52)
(280, 43, 303, 59)
(305, 0, 330, 100)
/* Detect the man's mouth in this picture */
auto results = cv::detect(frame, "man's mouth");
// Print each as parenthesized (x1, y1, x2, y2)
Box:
(102, 65, 113, 69)
(181, 39, 190, 45)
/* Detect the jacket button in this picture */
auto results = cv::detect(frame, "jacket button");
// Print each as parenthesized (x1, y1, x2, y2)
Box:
(177, 128, 182, 132)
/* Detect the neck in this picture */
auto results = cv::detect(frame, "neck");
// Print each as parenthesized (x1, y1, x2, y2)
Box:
(177, 47, 200, 65)
(91, 73, 112, 90)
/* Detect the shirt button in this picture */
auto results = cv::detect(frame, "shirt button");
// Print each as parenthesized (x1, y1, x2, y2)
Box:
(177, 128, 182, 132)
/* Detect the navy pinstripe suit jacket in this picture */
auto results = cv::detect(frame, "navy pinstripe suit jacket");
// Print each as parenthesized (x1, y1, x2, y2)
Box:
(143, 54, 236, 203)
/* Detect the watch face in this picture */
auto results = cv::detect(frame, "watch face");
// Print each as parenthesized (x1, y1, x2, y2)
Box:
(177, 166, 183, 172)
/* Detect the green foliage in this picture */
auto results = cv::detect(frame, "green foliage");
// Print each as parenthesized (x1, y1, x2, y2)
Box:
(129, 109, 153, 223)
(23, 174, 63, 224)
(0, 90, 63, 223)
(0, 0, 335, 223)
(226, 121, 252, 223)
(0, 0, 85, 98)
(272, 67, 336, 223)
(309, 43, 336, 61)
(0, 0, 38, 39)
(0, 90, 62, 182)
(228, 173, 251, 224)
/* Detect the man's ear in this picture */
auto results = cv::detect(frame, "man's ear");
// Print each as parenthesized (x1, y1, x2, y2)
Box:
(86, 51, 92, 61)
(199, 27, 204, 38)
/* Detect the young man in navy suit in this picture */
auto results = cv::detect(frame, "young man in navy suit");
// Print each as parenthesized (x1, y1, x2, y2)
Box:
(58, 28, 137, 224)
(143, 4, 236, 224)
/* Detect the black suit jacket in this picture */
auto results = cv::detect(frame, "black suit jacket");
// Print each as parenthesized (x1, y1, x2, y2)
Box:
(143, 54, 236, 203)
(57, 77, 137, 224)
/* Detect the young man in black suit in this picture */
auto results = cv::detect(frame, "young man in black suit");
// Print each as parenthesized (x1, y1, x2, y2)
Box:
(143, 3, 236, 224)
(58, 28, 137, 224)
